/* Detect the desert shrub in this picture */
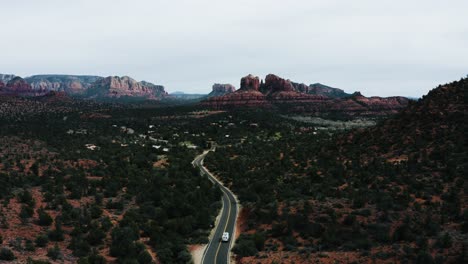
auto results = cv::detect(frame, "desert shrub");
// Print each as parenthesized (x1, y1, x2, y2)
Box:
(25, 239, 35, 251)
(20, 205, 34, 220)
(47, 244, 62, 260)
(37, 207, 53, 226)
(48, 219, 64, 242)
(77, 249, 106, 264)
(436, 232, 452, 248)
(35, 234, 49, 247)
(137, 250, 153, 264)
(0, 247, 15, 260)
(233, 235, 258, 257)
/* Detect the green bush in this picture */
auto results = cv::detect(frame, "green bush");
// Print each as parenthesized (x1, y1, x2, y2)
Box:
(47, 244, 62, 260)
(37, 208, 53, 226)
(233, 236, 258, 257)
(35, 234, 49, 247)
(25, 240, 35, 251)
(137, 250, 153, 264)
(0, 247, 15, 261)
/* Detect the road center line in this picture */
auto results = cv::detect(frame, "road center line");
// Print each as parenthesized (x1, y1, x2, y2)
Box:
(214, 185, 231, 263)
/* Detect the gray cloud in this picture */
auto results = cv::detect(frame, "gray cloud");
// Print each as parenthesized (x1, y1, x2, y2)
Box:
(1, 0, 467, 97)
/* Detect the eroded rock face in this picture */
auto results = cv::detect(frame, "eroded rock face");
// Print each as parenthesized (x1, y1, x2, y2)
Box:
(208, 84, 236, 97)
(291, 82, 310, 93)
(3, 77, 35, 95)
(261, 74, 296, 94)
(87, 76, 167, 99)
(307, 83, 351, 98)
(201, 73, 409, 116)
(201, 74, 269, 108)
(202, 90, 271, 108)
(25, 75, 103, 95)
(240, 74, 260, 91)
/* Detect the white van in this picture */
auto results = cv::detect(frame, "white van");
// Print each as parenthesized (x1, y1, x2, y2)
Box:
(221, 232, 229, 242)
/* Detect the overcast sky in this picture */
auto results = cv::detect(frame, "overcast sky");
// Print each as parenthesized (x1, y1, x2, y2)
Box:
(1, 0, 467, 96)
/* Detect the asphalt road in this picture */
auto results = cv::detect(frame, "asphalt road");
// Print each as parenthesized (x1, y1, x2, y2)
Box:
(192, 148, 238, 264)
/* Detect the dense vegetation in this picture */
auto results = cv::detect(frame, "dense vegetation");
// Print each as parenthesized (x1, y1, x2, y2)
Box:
(0, 78, 465, 263)
(0, 102, 224, 263)
(205, 78, 467, 263)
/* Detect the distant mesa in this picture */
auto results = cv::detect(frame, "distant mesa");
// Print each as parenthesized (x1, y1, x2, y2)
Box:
(201, 73, 409, 116)
(0, 73, 168, 101)
(170, 91, 206, 100)
(87, 76, 167, 99)
(208, 83, 236, 97)
(307, 83, 351, 98)
(0, 76, 39, 96)
(25, 74, 102, 95)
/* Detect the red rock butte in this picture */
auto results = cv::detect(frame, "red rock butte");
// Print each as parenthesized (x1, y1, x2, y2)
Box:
(201, 73, 409, 116)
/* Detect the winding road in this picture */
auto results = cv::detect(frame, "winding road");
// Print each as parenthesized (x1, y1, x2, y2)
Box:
(192, 147, 238, 264)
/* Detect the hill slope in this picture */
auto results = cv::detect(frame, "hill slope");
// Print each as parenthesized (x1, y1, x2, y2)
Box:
(204, 77, 467, 263)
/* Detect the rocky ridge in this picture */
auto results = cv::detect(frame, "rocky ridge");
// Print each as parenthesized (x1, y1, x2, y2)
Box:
(86, 76, 167, 99)
(25, 75, 102, 95)
(0, 76, 40, 96)
(0, 73, 168, 100)
(201, 74, 409, 116)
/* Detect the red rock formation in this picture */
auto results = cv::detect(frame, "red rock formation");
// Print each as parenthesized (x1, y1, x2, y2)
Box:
(87, 76, 167, 99)
(201, 74, 270, 108)
(240, 74, 260, 91)
(202, 90, 271, 108)
(0, 77, 46, 96)
(6, 77, 33, 93)
(25, 75, 102, 95)
(262, 74, 296, 94)
(201, 73, 409, 116)
(292, 82, 310, 93)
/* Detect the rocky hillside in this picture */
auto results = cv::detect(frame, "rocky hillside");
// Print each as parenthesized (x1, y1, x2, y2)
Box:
(339, 77, 467, 161)
(307, 83, 351, 98)
(25, 75, 102, 95)
(201, 74, 408, 117)
(204, 77, 467, 264)
(207, 83, 236, 97)
(0, 76, 40, 96)
(86, 76, 167, 100)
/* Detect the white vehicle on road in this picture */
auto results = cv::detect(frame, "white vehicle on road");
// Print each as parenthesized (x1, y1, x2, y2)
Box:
(221, 232, 229, 242)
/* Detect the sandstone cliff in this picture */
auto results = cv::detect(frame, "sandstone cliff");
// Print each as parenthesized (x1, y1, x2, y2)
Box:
(86, 76, 167, 100)
(202, 74, 270, 108)
(0, 76, 39, 96)
(201, 73, 409, 116)
(25, 75, 102, 95)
